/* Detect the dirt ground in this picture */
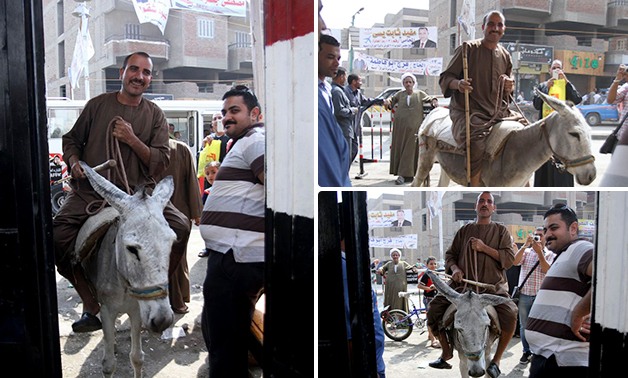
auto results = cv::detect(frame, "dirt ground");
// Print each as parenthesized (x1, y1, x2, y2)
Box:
(56, 226, 262, 377)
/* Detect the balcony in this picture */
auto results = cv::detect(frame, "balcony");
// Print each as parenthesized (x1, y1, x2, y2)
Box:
(501, 0, 551, 18)
(227, 42, 253, 73)
(103, 34, 170, 64)
(607, 0, 628, 27)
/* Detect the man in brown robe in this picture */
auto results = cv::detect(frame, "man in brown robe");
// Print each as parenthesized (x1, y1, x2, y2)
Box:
(155, 139, 203, 314)
(439, 11, 525, 186)
(427, 191, 517, 377)
(54, 52, 190, 332)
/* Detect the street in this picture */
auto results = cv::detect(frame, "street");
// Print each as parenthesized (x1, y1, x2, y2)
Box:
(374, 289, 532, 377)
(351, 125, 614, 187)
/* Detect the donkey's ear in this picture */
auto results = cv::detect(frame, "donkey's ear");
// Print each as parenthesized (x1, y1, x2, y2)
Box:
(152, 176, 174, 210)
(426, 270, 461, 304)
(479, 293, 512, 308)
(80, 161, 132, 213)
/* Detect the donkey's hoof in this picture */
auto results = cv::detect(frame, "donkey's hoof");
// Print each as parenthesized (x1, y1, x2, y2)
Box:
(487, 362, 501, 378)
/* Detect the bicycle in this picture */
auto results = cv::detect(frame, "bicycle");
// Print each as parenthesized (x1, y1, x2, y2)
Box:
(380, 291, 427, 341)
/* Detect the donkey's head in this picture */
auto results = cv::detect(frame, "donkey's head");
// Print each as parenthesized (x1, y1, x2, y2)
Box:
(535, 89, 596, 185)
(427, 270, 511, 377)
(81, 161, 176, 332)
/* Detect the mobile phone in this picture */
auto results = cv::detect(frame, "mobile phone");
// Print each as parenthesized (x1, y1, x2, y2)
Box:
(552, 70, 559, 80)
(216, 119, 224, 132)
(534, 235, 541, 242)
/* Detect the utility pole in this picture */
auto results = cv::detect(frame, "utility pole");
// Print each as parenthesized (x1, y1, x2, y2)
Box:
(348, 7, 364, 72)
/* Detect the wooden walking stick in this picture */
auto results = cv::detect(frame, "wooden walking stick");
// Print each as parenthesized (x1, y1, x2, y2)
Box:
(462, 42, 472, 186)
(432, 270, 496, 291)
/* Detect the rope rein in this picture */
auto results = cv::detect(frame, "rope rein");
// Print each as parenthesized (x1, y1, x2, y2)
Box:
(78, 117, 133, 215)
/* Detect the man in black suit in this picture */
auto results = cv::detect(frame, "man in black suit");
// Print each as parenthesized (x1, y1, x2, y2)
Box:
(412, 27, 437, 48)
(391, 209, 412, 227)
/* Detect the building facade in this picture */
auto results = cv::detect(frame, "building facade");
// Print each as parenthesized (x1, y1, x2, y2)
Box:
(43, 0, 253, 100)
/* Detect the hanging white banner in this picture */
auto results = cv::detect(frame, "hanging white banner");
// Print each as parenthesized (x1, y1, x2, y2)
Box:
(131, 0, 171, 34)
(359, 27, 437, 49)
(369, 234, 418, 249)
(172, 0, 247, 17)
(354, 52, 443, 76)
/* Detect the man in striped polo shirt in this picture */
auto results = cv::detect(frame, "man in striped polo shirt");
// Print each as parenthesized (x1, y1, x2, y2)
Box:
(199, 85, 265, 378)
(526, 204, 593, 377)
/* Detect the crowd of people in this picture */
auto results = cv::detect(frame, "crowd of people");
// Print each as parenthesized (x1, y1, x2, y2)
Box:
(52, 50, 264, 378)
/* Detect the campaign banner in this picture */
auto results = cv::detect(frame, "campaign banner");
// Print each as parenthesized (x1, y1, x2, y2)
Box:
(359, 27, 437, 49)
(354, 52, 443, 76)
(369, 234, 418, 249)
(368, 209, 413, 228)
(131, 0, 171, 34)
(172, 0, 247, 17)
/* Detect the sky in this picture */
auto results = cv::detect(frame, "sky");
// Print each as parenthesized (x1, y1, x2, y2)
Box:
(320, 0, 430, 30)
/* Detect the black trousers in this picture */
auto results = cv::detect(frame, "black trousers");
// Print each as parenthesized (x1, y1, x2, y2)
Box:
(201, 249, 264, 378)
(529, 354, 588, 378)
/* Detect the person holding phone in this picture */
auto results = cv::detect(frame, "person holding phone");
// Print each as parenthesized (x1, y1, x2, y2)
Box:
(512, 227, 556, 365)
(532, 60, 583, 187)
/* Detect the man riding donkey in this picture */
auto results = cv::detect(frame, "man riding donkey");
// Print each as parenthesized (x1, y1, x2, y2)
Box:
(427, 192, 518, 378)
(440, 10, 526, 186)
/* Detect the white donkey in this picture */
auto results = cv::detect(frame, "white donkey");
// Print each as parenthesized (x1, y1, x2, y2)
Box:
(412, 90, 596, 186)
(426, 270, 513, 378)
(76, 161, 176, 378)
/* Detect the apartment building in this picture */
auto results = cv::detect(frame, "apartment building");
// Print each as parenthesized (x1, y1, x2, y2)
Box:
(43, 0, 253, 100)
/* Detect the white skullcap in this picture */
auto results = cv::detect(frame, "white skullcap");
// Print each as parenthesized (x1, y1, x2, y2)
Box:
(400, 73, 417, 87)
(389, 248, 402, 258)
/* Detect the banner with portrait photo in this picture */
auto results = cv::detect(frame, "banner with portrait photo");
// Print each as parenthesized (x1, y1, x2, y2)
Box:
(353, 52, 443, 76)
(369, 234, 418, 249)
(368, 209, 413, 228)
(359, 27, 437, 49)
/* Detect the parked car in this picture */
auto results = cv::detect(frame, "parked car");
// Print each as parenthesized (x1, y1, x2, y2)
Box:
(576, 102, 619, 126)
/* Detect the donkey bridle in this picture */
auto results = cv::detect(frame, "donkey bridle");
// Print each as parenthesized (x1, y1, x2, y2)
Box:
(539, 120, 595, 173)
(128, 284, 169, 300)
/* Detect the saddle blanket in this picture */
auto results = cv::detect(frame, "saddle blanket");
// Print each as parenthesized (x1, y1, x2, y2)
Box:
(419, 107, 525, 159)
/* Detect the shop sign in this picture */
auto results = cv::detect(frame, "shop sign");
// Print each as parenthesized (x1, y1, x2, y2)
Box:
(504, 43, 553, 64)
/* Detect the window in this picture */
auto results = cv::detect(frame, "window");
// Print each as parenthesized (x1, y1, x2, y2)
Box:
(197, 82, 214, 93)
(125, 24, 140, 40)
(235, 31, 250, 46)
(58, 41, 65, 79)
(198, 19, 214, 39)
(59, 85, 66, 99)
(450, 0, 457, 27)
(449, 34, 457, 55)
(617, 39, 626, 51)
(56, 1, 64, 36)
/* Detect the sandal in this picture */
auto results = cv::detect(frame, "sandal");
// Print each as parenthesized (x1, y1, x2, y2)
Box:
(431, 340, 441, 348)
(172, 305, 189, 314)
(395, 176, 405, 185)
(72, 312, 102, 333)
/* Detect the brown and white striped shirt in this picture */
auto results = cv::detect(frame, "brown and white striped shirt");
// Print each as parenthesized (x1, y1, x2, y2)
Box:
(200, 124, 265, 263)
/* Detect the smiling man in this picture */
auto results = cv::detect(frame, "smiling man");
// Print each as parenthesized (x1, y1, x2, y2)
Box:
(439, 10, 526, 186)
(427, 192, 517, 377)
(199, 85, 265, 378)
(525, 204, 593, 377)
(54, 51, 191, 333)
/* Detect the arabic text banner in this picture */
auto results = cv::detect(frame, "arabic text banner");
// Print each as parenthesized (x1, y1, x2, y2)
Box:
(354, 53, 443, 76)
(369, 234, 418, 250)
(368, 209, 413, 228)
(359, 27, 437, 49)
